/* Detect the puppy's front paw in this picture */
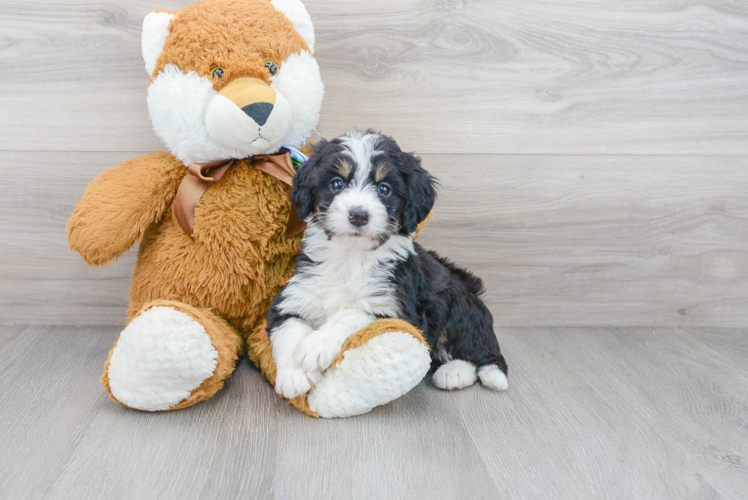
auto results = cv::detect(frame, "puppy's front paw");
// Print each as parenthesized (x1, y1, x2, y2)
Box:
(275, 365, 321, 399)
(293, 332, 340, 373)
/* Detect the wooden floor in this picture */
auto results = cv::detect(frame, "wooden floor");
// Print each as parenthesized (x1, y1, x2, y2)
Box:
(1, 325, 746, 500)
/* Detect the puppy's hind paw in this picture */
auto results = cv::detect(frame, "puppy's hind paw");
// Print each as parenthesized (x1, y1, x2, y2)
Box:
(478, 364, 509, 391)
(432, 360, 478, 391)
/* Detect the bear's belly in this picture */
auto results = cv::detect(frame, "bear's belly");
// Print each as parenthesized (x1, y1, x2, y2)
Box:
(128, 162, 301, 335)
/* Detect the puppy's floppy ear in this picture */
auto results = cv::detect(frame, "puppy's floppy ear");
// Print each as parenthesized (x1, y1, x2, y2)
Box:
(291, 140, 327, 221)
(400, 152, 437, 234)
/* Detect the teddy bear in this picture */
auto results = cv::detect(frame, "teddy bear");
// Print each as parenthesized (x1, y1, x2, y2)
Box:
(67, 0, 432, 418)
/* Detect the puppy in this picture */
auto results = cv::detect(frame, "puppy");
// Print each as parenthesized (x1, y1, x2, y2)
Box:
(268, 130, 508, 399)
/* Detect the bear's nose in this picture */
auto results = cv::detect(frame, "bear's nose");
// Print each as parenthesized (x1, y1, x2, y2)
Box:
(241, 102, 274, 126)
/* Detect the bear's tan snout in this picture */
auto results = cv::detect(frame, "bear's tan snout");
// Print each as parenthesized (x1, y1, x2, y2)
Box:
(205, 75, 292, 154)
(219, 78, 276, 111)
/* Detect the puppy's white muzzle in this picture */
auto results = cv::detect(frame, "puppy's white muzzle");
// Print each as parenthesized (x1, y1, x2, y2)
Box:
(205, 77, 292, 156)
(326, 185, 390, 249)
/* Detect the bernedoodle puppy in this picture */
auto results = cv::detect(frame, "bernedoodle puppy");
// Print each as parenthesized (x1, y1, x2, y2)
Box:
(267, 130, 509, 399)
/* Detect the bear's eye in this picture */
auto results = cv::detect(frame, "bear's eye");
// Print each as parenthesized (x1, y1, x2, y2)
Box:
(378, 183, 392, 197)
(330, 178, 345, 192)
(211, 67, 224, 79)
(264, 61, 279, 76)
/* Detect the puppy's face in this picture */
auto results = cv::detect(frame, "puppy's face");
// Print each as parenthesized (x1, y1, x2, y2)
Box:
(293, 131, 436, 249)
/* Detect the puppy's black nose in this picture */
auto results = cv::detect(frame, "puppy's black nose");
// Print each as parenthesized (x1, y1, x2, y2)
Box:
(241, 102, 273, 126)
(348, 209, 369, 227)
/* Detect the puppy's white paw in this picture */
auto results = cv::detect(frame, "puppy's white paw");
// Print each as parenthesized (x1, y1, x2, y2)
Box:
(275, 364, 321, 399)
(294, 331, 340, 373)
(478, 364, 509, 391)
(433, 359, 478, 391)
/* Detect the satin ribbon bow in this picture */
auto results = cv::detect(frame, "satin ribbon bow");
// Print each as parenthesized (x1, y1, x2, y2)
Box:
(173, 151, 305, 238)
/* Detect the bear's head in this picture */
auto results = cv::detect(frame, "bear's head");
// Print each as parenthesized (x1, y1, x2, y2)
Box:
(142, 0, 324, 165)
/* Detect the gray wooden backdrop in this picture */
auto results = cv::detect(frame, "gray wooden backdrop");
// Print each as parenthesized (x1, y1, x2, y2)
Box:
(1, 0, 747, 326)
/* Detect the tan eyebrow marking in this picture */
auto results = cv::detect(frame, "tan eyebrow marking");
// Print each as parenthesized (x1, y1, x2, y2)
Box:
(336, 160, 352, 179)
(375, 163, 390, 183)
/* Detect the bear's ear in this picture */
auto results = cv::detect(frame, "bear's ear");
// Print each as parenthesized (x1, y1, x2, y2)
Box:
(142, 11, 175, 76)
(270, 0, 315, 53)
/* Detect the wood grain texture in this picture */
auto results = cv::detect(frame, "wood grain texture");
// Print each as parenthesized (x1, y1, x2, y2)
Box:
(2, 151, 746, 326)
(0, 0, 746, 154)
(1, 1, 747, 325)
(1, 325, 746, 499)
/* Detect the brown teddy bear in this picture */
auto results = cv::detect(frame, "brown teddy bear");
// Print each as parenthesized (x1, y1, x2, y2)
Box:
(67, 0, 431, 418)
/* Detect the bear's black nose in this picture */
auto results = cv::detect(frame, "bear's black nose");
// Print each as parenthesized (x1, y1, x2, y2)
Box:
(348, 209, 369, 227)
(241, 102, 273, 126)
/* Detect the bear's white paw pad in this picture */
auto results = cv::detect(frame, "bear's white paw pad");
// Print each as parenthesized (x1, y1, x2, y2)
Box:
(107, 306, 218, 411)
(478, 364, 509, 391)
(275, 365, 321, 399)
(307, 331, 431, 418)
(293, 332, 339, 373)
(432, 359, 478, 391)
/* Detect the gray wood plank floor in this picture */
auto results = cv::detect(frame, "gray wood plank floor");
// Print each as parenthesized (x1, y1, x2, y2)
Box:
(1, 325, 746, 500)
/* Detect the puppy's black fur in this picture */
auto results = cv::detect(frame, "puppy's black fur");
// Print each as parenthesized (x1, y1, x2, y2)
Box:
(392, 247, 508, 373)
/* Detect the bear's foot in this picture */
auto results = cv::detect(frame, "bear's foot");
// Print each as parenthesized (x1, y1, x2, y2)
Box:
(306, 319, 431, 418)
(248, 318, 431, 418)
(102, 301, 242, 411)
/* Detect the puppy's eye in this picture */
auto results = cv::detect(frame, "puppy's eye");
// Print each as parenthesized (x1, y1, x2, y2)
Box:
(377, 183, 392, 197)
(264, 61, 279, 76)
(330, 178, 345, 191)
(211, 67, 224, 79)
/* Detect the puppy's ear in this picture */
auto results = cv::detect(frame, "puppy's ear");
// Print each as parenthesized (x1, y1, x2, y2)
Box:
(291, 140, 326, 221)
(400, 152, 437, 234)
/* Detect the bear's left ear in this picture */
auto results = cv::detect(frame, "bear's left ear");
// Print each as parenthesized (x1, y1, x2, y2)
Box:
(142, 11, 175, 76)
(270, 0, 315, 53)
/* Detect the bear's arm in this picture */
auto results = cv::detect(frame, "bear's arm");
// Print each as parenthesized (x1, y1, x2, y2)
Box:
(67, 152, 187, 266)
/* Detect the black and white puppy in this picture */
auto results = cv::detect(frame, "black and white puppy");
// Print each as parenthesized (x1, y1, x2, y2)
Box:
(267, 130, 508, 399)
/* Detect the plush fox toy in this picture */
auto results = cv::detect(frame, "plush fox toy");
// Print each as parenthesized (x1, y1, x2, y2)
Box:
(67, 0, 431, 418)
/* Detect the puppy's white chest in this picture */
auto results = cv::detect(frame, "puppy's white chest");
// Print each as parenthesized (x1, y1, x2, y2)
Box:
(307, 251, 398, 326)
(324, 253, 392, 309)
(281, 235, 412, 329)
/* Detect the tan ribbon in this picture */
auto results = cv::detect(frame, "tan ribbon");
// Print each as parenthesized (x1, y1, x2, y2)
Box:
(173, 152, 305, 238)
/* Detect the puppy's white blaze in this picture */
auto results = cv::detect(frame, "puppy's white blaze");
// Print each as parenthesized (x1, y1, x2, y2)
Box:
(341, 132, 379, 186)
(432, 359, 478, 391)
(279, 224, 413, 329)
(478, 365, 509, 391)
